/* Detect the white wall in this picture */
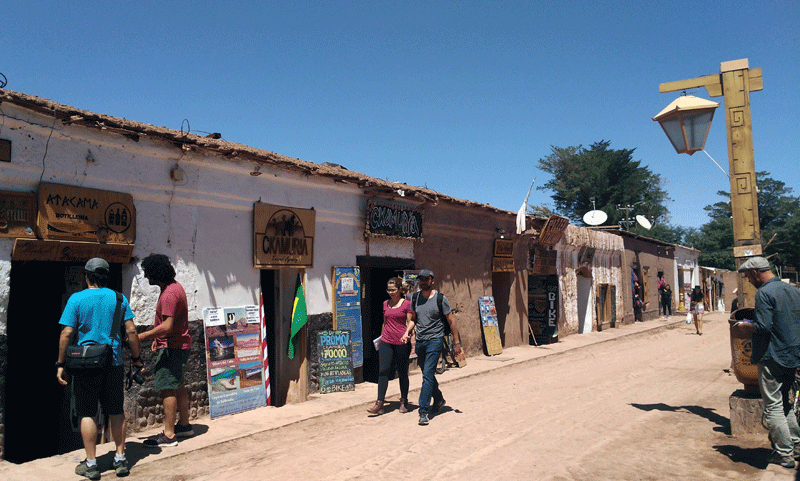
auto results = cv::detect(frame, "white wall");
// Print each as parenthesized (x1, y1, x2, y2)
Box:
(0, 102, 413, 328)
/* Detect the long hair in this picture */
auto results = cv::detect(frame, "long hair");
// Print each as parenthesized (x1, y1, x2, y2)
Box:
(141, 254, 176, 284)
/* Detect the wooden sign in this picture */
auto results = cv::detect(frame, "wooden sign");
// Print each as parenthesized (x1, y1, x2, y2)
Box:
(528, 275, 559, 344)
(37, 183, 136, 244)
(478, 296, 503, 355)
(538, 215, 569, 246)
(332, 267, 364, 368)
(253, 203, 315, 268)
(365, 200, 423, 240)
(492, 257, 514, 272)
(317, 330, 355, 394)
(12, 239, 133, 263)
(493, 239, 513, 257)
(0, 191, 37, 239)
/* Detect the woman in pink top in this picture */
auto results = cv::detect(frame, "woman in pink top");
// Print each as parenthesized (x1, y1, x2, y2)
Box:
(367, 277, 415, 415)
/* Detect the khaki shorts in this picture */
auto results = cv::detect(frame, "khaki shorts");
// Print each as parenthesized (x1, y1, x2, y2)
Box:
(154, 348, 190, 391)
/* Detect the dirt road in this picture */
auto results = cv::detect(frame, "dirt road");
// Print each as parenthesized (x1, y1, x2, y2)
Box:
(119, 313, 790, 481)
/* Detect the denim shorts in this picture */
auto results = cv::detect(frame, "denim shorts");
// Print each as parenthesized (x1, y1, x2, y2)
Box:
(154, 348, 190, 391)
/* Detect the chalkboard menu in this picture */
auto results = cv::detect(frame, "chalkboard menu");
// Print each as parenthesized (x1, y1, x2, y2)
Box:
(317, 330, 355, 393)
(365, 200, 423, 239)
(332, 266, 364, 367)
(528, 275, 559, 344)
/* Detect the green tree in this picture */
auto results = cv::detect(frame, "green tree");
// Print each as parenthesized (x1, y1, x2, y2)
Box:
(535, 141, 670, 229)
(686, 172, 800, 271)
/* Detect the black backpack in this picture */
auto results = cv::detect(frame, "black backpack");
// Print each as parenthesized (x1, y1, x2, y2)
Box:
(411, 291, 450, 335)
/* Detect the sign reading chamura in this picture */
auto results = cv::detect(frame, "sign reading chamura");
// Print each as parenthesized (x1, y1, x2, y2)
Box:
(253, 203, 315, 268)
(365, 200, 422, 240)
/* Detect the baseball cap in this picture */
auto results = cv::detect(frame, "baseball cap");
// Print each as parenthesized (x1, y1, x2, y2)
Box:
(85, 257, 110, 274)
(737, 256, 770, 272)
(418, 269, 434, 278)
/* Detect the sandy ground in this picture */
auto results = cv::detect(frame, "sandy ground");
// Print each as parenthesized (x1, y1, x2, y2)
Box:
(4, 311, 797, 480)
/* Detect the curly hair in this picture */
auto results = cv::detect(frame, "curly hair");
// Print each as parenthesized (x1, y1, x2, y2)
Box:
(141, 253, 176, 284)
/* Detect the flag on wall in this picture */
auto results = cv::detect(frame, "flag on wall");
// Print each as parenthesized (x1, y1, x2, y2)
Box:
(516, 177, 536, 235)
(260, 289, 272, 406)
(287, 273, 308, 359)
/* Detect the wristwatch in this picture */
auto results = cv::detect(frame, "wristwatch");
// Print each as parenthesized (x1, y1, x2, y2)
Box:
(55, 361, 66, 368)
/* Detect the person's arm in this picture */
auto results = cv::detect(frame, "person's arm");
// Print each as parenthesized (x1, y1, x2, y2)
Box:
(446, 312, 461, 355)
(124, 319, 144, 368)
(56, 325, 73, 386)
(401, 311, 416, 343)
(138, 316, 175, 343)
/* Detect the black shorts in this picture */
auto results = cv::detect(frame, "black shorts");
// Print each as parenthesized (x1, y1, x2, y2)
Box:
(72, 365, 125, 418)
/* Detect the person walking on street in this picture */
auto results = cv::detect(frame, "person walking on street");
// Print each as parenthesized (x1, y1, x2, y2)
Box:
(735, 256, 800, 468)
(690, 286, 704, 335)
(367, 277, 415, 416)
(138, 254, 194, 447)
(660, 284, 673, 318)
(56, 258, 143, 479)
(411, 269, 461, 426)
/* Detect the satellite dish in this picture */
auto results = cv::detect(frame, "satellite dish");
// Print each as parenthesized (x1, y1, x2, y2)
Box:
(583, 210, 608, 226)
(636, 215, 652, 230)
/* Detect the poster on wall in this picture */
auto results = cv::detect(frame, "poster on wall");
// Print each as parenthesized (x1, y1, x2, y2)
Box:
(332, 267, 364, 368)
(528, 275, 559, 345)
(317, 330, 355, 393)
(202, 305, 267, 419)
(478, 296, 503, 355)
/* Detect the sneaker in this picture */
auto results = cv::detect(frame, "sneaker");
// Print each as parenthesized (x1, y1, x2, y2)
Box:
(174, 423, 195, 438)
(143, 431, 178, 448)
(794, 443, 800, 461)
(768, 452, 796, 468)
(431, 397, 446, 414)
(418, 413, 429, 425)
(75, 460, 101, 480)
(113, 458, 130, 477)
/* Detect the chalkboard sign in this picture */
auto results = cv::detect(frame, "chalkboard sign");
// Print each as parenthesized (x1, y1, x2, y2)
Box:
(365, 201, 423, 239)
(317, 330, 355, 394)
(332, 266, 364, 367)
(528, 275, 559, 344)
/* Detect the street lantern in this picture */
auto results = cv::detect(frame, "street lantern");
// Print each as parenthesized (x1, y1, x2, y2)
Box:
(652, 95, 719, 155)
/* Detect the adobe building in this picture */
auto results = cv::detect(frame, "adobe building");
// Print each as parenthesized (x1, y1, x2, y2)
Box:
(0, 89, 528, 462)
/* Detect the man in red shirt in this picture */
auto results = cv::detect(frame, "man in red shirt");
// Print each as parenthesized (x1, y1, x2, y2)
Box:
(139, 254, 194, 447)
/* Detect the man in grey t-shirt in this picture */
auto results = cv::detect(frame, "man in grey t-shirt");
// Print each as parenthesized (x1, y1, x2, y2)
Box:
(412, 269, 461, 425)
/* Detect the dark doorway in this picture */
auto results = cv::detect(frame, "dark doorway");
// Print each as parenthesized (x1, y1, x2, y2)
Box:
(356, 256, 414, 384)
(259, 270, 279, 406)
(5, 260, 122, 463)
(491, 272, 511, 345)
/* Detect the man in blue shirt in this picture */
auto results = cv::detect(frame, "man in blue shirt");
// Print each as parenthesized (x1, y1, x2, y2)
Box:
(56, 258, 143, 479)
(736, 256, 800, 469)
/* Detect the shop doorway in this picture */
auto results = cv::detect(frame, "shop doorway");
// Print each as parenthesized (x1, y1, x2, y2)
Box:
(5, 260, 123, 463)
(259, 270, 279, 406)
(491, 272, 511, 345)
(576, 273, 592, 333)
(356, 256, 414, 384)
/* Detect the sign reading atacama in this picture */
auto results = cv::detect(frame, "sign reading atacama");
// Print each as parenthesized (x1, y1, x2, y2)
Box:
(37, 183, 136, 244)
(253, 203, 315, 268)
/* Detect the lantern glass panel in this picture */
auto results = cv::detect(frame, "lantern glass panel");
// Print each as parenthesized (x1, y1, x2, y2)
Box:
(685, 110, 713, 151)
(660, 116, 686, 153)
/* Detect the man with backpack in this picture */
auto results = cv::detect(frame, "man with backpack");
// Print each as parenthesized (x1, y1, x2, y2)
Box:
(411, 269, 461, 426)
(56, 258, 143, 479)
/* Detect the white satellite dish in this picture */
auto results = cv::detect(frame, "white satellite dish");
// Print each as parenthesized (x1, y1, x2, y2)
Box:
(636, 215, 652, 230)
(583, 210, 608, 226)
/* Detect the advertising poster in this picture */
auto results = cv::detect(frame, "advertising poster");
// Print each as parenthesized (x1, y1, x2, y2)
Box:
(202, 305, 266, 419)
(478, 296, 503, 355)
(317, 330, 355, 393)
(332, 267, 363, 368)
(528, 275, 559, 345)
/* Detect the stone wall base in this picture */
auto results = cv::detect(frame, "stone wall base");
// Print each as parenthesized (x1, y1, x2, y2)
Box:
(729, 389, 767, 436)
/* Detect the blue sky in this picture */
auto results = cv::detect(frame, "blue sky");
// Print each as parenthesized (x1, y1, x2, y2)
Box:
(2, 1, 797, 229)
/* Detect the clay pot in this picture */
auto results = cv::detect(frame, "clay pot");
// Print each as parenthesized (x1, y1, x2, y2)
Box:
(729, 308, 759, 392)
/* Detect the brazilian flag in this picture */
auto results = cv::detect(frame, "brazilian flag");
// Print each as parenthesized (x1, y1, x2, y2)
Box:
(288, 273, 307, 359)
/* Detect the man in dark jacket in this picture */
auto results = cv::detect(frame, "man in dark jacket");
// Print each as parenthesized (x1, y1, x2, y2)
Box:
(735, 256, 800, 468)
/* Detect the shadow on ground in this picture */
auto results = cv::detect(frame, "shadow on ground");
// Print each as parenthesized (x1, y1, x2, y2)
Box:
(630, 402, 730, 434)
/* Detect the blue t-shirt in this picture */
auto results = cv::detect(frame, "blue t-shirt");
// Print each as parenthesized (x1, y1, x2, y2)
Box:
(59, 288, 135, 367)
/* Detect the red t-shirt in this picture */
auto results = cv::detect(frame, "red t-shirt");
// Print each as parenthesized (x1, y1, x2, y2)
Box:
(381, 298, 412, 345)
(154, 282, 192, 350)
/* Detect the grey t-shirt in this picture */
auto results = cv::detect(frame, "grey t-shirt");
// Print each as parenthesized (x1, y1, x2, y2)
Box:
(413, 291, 451, 341)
